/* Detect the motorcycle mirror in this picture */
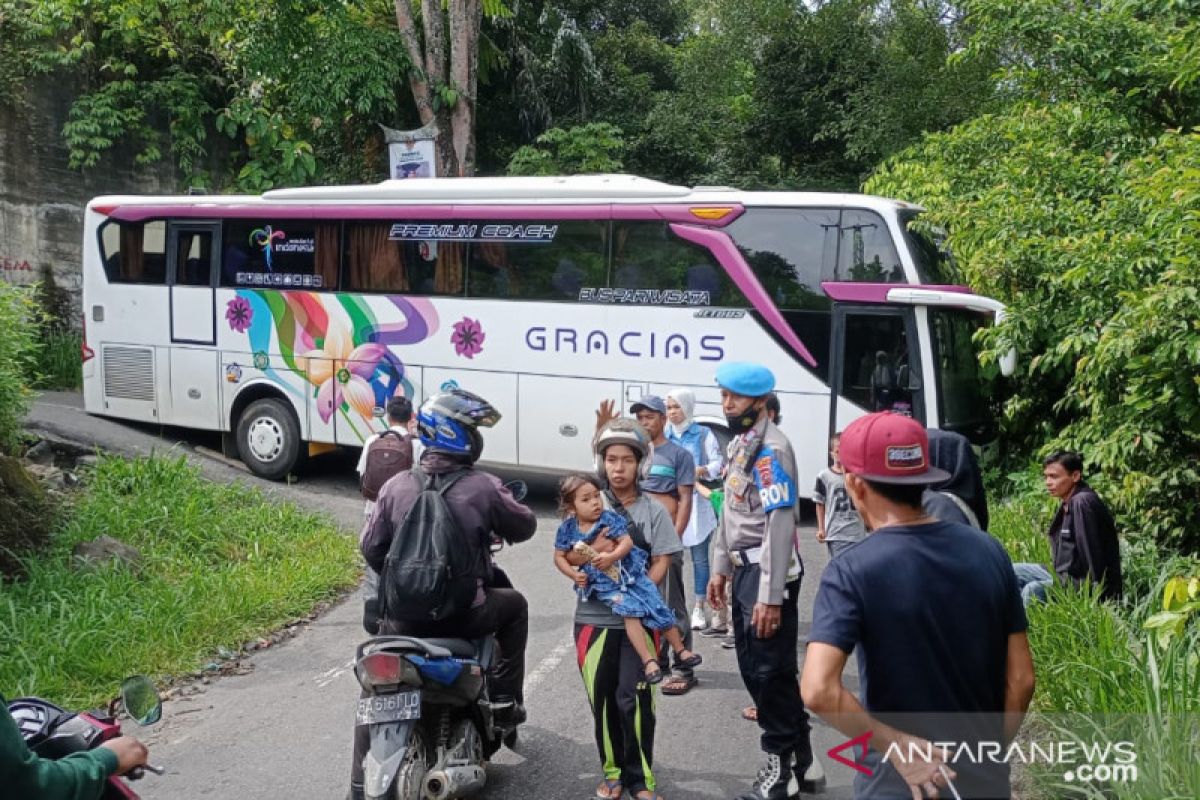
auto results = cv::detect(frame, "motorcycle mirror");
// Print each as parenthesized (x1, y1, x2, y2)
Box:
(504, 480, 529, 502)
(120, 676, 162, 726)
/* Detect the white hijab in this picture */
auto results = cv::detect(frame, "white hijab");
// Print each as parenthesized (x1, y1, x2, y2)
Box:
(666, 387, 696, 437)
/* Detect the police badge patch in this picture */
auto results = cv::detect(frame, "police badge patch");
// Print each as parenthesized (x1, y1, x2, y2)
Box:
(753, 446, 796, 513)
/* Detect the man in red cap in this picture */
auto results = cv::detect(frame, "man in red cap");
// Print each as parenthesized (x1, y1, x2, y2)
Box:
(800, 412, 1035, 800)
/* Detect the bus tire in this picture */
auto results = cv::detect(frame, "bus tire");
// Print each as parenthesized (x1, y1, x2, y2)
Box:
(236, 398, 302, 480)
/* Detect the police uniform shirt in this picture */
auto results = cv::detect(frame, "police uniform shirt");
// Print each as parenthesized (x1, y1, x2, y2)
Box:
(712, 416, 801, 605)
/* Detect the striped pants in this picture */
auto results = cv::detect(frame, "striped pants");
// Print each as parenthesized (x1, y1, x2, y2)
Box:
(574, 624, 658, 795)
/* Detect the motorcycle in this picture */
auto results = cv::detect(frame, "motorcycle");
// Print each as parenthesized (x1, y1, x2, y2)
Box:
(355, 481, 527, 800)
(8, 675, 165, 799)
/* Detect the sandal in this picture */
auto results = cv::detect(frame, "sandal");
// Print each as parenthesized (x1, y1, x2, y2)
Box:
(595, 779, 623, 799)
(742, 705, 758, 722)
(660, 673, 697, 695)
(643, 658, 664, 685)
(673, 649, 703, 669)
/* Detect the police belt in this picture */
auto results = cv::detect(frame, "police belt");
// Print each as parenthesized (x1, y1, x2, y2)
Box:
(729, 546, 763, 569)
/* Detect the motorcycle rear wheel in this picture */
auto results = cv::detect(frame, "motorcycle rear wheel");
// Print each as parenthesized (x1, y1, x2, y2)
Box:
(390, 726, 428, 800)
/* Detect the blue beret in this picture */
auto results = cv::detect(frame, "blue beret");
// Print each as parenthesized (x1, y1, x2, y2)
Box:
(715, 362, 776, 397)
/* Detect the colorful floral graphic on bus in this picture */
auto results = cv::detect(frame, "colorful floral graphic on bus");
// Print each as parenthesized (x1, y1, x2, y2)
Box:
(225, 296, 253, 333)
(229, 290, 440, 438)
(451, 316, 486, 359)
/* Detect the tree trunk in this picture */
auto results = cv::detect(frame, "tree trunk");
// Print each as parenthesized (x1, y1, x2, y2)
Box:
(393, 0, 478, 177)
(448, 0, 481, 176)
(421, 0, 459, 176)
(392, 0, 434, 126)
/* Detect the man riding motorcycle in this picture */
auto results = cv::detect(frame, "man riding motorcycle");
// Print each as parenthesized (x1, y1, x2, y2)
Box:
(350, 388, 537, 800)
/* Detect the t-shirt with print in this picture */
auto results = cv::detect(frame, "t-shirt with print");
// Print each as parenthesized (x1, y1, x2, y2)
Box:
(639, 439, 696, 498)
(575, 494, 681, 628)
(812, 468, 866, 544)
(809, 520, 1028, 799)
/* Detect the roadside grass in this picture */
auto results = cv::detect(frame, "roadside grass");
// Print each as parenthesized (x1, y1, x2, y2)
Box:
(989, 490, 1200, 798)
(0, 455, 360, 708)
(31, 329, 82, 390)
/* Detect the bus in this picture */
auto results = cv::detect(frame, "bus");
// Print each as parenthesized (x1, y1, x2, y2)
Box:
(80, 174, 1010, 484)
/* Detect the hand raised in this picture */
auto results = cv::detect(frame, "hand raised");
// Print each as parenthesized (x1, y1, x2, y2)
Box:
(595, 399, 620, 432)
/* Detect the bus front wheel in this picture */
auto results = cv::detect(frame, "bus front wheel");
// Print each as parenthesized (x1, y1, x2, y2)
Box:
(236, 398, 302, 480)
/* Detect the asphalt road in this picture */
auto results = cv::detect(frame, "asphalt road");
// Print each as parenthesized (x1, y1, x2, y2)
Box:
(26, 392, 859, 799)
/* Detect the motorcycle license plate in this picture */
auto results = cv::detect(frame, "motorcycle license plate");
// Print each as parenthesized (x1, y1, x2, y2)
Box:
(356, 690, 421, 725)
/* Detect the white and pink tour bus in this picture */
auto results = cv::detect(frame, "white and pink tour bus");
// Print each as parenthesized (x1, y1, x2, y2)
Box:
(80, 175, 1010, 481)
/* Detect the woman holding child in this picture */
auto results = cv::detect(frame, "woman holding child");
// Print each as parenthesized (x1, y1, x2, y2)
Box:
(557, 420, 683, 800)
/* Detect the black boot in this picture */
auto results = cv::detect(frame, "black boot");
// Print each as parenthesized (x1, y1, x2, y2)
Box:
(491, 695, 527, 726)
(733, 752, 796, 800)
(789, 748, 826, 795)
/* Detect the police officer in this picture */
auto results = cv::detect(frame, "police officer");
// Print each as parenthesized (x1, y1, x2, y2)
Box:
(707, 362, 823, 800)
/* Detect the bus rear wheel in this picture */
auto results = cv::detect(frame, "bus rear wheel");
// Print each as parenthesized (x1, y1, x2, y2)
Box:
(236, 398, 302, 480)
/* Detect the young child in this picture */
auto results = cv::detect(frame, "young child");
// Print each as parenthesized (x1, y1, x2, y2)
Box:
(554, 473, 702, 684)
(813, 432, 867, 559)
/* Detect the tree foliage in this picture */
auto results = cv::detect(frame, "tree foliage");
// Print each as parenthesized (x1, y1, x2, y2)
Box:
(868, 0, 1200, 553)
(505, 122, 624, 175)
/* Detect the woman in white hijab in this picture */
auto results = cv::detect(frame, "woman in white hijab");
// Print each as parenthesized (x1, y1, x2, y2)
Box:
(665, 387, 725, 630)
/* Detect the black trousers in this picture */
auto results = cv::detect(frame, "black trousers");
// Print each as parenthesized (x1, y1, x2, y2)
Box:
(731, 564, 813, 764)
(656, 552, 695, 678)
(349, 587, 528, 787)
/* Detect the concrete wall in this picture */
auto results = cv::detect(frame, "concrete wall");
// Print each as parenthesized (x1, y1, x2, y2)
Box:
(0, 75, 182, 315)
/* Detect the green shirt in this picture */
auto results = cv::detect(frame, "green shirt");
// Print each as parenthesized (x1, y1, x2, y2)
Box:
(2, 694, 118, 800)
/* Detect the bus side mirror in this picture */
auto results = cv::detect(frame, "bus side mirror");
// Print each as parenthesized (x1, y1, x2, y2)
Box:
(999, 347, 1017, 377)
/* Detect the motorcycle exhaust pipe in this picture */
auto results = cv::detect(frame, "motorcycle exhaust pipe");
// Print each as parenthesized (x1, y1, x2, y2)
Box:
(423, 765, 486, 799)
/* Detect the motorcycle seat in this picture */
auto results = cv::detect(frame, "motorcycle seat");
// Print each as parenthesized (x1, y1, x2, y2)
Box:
(417, 638, 478, 658)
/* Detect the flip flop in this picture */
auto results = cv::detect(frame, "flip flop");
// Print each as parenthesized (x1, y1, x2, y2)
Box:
(595, 779, 622, 799)
(742, 705, 758, 722)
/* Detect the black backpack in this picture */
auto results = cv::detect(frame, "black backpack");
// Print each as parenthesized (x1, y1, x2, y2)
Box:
(378, 468, 482, 622)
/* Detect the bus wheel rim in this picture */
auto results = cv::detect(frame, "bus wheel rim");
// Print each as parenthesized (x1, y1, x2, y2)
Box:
(247, 416, 285, 462)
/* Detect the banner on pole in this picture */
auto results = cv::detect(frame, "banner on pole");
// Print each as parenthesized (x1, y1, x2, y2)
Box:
(380, 121, 438, 179)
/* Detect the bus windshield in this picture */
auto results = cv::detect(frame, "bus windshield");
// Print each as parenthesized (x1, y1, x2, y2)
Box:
(930, 308, 994, 442)
(901, 212, 959, 285)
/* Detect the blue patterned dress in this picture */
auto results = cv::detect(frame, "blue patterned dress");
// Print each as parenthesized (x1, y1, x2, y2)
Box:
(554, 510, 677, 631)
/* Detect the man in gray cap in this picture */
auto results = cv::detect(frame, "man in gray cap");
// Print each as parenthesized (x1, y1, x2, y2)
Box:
(707, 362, 822, 799)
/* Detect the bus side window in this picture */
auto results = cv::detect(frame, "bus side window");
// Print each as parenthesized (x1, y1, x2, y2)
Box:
(467, 221, 606, 301)
(343, 221, 463, 295)
(725, 208, 838, 309)
(836, 210, 905, 284)
(221, 220, 337, 290)
(99, 220, 167, 285)
(610, 221, 742, 306)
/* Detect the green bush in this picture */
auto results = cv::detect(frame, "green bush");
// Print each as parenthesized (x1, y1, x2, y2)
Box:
(32, 330, 83, 391)
(0, 455, 360, 708)
(0, 285, 41, 454)
(868, 107, 1200, 554)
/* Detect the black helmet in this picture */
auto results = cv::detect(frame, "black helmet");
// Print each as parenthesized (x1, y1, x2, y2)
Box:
(416, 388, 500, 463)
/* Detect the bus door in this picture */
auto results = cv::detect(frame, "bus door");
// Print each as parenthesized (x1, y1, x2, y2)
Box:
(828, 305, 925, 439)
(168, 222, 219, 345)
(166, 221, 221, 429)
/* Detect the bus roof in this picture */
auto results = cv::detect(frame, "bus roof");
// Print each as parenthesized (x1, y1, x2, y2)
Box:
(89, 174, 920, 214)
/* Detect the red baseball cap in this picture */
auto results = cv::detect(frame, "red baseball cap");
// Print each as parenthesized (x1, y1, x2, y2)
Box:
(839, 413, 952, 485)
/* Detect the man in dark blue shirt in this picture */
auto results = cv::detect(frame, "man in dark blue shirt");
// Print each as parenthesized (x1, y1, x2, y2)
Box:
(801, 413, 1035, 799)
